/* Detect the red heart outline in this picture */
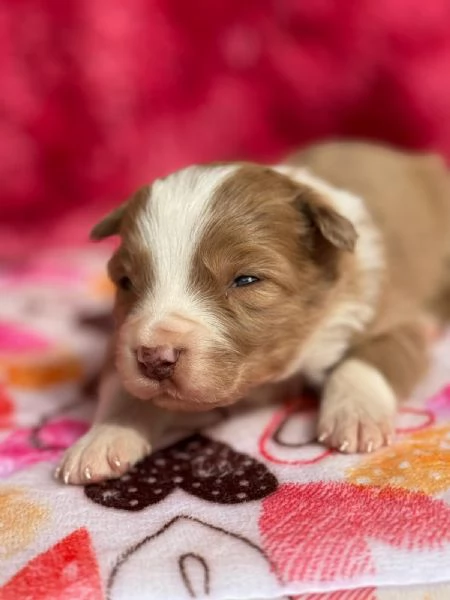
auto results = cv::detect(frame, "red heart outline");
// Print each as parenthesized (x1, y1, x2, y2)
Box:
(259, 401, 435, 466)
(259, 399, 331, 465)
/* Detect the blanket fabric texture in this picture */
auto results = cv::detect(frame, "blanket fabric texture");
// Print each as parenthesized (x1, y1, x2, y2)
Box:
(2, 245, 450, 600)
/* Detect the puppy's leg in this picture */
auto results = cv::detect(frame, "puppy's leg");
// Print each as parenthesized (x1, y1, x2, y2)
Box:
(318, 321, 429, 453)
(57, 371, 172, 485)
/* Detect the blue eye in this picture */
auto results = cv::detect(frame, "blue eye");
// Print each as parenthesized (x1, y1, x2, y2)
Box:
(232, 275, 260, 288)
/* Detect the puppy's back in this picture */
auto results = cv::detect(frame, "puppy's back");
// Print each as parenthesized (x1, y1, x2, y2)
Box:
(286, 141, 450, 319)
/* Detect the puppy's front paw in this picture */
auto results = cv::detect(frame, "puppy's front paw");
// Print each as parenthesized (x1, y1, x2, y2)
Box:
(56, 424, 151, 485)
(317, 359, 396, 454)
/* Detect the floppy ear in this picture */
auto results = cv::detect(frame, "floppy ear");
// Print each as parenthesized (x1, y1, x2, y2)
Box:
(90, 185, 152, 241)
(297, 189, 357, 252)
(272, 165, 357, 252)
(90, 203, 128, 241)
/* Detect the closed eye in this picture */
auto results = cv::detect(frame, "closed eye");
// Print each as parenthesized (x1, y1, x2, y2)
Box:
(118, 275, 133, 291)
(231, 275, 260, 288)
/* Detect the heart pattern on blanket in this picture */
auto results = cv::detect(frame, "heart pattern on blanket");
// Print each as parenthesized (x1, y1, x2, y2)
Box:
(0, 528, 102, 600)
(84, 433, 278, 511)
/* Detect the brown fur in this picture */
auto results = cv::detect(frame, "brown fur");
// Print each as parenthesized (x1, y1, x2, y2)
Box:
(95, 142, 450, 409)
(57, 140, 450, 485)
(190, 165, 357, 398)
(98, 143, 450, 406)
(102, 164, 358, 410)
(288, 140, 450, 398)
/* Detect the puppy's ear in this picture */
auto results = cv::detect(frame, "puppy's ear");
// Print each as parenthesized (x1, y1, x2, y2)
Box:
(90, 203, 128, 241)
(297, 189, 357, 252)
(90, 185, 152, 241)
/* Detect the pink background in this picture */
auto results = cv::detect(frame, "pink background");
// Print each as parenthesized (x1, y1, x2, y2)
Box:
(2, 0, 450, 257)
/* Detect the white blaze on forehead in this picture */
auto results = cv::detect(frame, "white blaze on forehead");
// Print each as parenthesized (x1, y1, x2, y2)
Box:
(135, 164, 238, 326)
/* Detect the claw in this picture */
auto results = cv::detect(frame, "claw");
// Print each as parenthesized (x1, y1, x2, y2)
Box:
(339, 440, 349, 452)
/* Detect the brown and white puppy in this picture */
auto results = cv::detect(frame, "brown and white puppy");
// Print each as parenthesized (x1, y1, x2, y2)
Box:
(57, 140, 450, 485)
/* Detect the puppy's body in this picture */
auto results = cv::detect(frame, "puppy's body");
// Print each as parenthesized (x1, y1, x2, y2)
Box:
(288, 142, 450, 388)
(296, 141, 450, 332)
(57, 141, 450, 484)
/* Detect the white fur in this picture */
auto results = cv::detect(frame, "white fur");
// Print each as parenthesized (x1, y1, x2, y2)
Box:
(133, 165, 237, 339)
(318, 358, 396, 453)
(57, 422, 151, 484)
(274, 165, 385, 383)
(57, 373, 173, 484)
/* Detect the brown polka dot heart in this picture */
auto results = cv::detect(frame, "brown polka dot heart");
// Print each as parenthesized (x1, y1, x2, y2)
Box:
(84, 434, 278, 511)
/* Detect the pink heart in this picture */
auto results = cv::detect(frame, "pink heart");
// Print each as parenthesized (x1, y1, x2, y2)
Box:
(260, 482, 450, 583)
(0, 323, 51, 354)
(0, 418, 88, 478)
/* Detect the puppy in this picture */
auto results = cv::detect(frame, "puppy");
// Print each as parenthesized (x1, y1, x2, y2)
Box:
(57, 140, 450, 484)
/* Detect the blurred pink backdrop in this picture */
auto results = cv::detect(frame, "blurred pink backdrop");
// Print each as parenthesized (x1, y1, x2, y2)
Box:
(1, 0, 450, 258)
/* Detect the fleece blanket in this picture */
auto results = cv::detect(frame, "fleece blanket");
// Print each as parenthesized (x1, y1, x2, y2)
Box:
(3, 247, 450, 600)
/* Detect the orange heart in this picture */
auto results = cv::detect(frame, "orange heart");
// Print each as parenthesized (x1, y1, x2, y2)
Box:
(0, 354, 83, 389)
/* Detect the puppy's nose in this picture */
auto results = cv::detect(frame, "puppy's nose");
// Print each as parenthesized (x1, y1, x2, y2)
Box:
(136, 345, 181, 381)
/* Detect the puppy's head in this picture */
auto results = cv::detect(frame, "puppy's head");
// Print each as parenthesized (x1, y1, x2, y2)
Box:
(93, 164, 356, 411)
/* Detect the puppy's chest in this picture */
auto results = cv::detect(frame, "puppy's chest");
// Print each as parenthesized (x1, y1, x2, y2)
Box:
(292, 299, 375, 384)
